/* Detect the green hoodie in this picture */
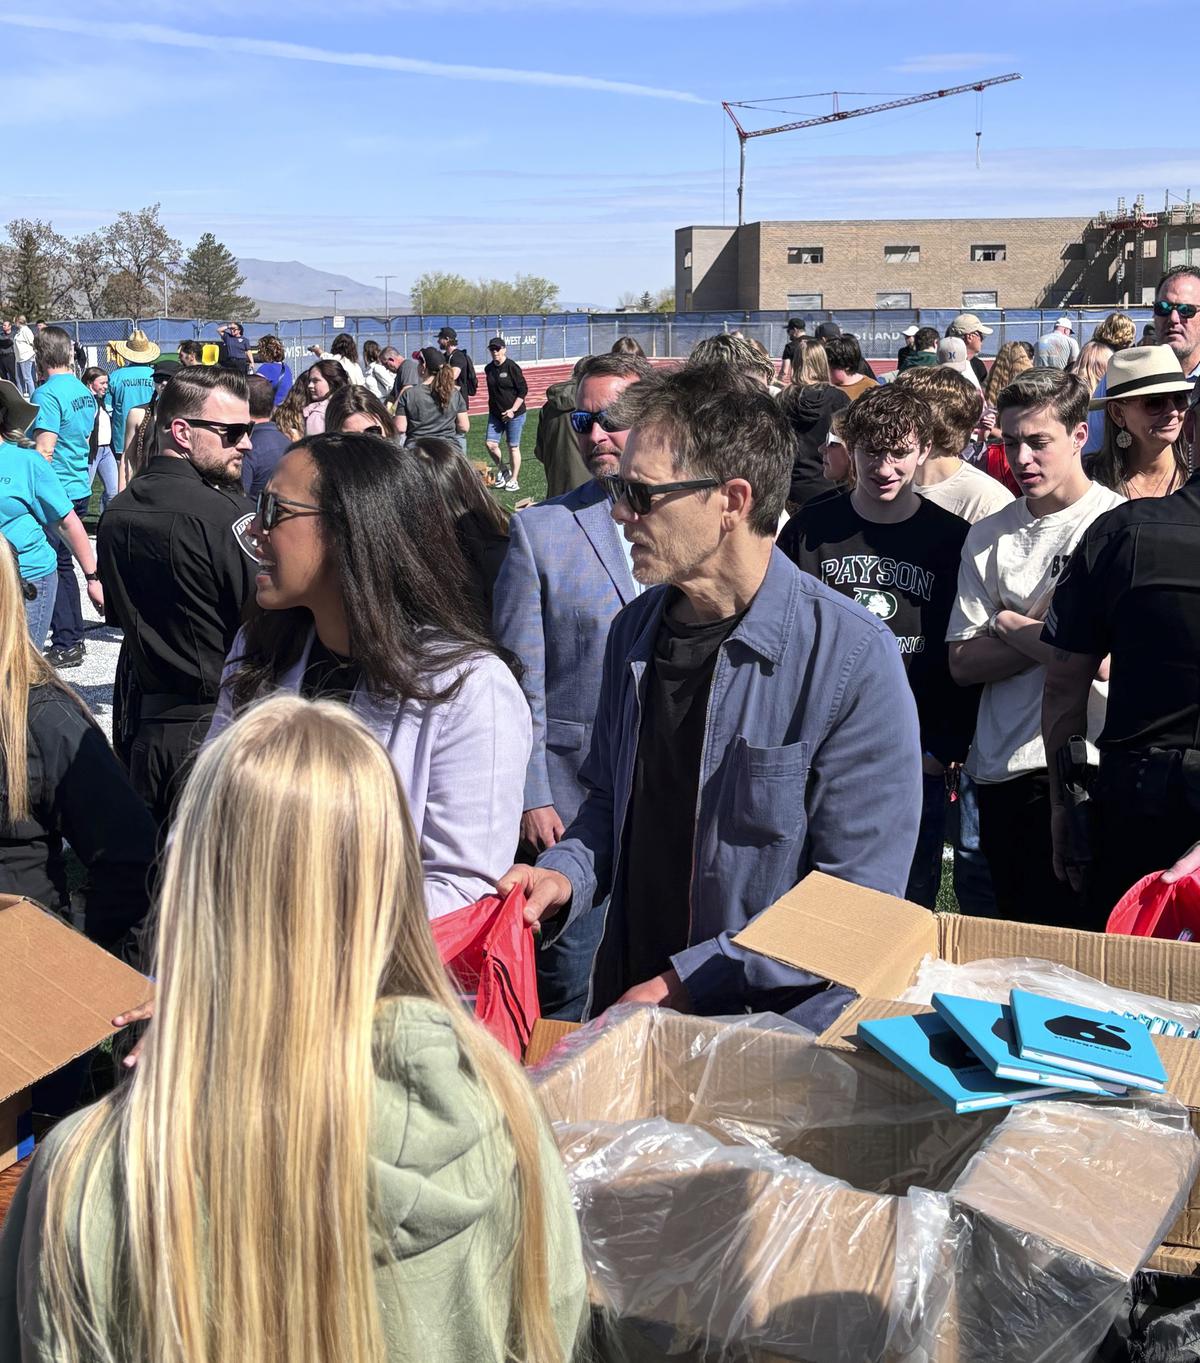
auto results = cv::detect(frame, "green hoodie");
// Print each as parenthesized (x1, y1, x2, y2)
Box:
(0, 998, 587, 1362)
(534, 380, 591, 501)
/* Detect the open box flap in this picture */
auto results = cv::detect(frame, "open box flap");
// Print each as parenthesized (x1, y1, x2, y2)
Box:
(0, 896, 152, 1103)
(732, 872, 937, 998)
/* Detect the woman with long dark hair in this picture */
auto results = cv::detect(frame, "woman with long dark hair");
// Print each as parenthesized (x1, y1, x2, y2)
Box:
(362, 339, 394, 402)
(395, 347, 470, 451)
(325, 384, 401, 439)
(213, 432, 530, 916)
(409, 436, 509, 624)
(299, 359, 349, 436)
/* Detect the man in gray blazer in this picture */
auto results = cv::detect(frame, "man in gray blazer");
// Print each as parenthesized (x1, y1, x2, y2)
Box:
(493, 351, 652, 1018)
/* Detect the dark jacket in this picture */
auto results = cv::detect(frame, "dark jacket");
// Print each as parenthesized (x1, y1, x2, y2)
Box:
(899, 350, 937, 372)
(778, 382, 851, 506)
(533, 380, 589, 499)
(0, 686, 155, 951)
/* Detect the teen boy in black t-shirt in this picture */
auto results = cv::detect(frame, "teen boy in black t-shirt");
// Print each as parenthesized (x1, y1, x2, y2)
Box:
(778, 385, 975, 906)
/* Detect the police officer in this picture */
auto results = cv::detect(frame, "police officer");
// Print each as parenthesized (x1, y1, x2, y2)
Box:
(98, 367, 256, 831)
(1043, 379, 1200, 917)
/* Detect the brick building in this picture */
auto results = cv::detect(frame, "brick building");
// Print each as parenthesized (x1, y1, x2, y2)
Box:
(676, 216, 1122, 313)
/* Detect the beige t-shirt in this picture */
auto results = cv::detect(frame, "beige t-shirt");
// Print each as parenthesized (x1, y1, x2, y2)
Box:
(915, 461, 1014, 525)
(946, 480, 1125, 784)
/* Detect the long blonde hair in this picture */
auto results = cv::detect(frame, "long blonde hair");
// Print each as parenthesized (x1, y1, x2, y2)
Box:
(983, 341, 1033, 407)
(273, 379, 308, 442)
(0, 542, 82, 822)
(1072, 339, 1113, 397)
(789, 336, 831, 387)
(39, 696, 566, 1363)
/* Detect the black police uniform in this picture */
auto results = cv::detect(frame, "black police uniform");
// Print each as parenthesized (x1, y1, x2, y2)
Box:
(98, 455, 256, 830)
(1043, 473, 1200, 917)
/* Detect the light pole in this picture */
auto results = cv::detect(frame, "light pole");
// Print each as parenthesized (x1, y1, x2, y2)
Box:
(329, 288, 341, 317)
(376, 274, 395, 318)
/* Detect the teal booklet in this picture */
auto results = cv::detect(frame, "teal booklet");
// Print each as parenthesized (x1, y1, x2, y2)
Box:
(931, 993, 1127, 1096)
(1009, 988, 1167, 1092)
(857, 1011, 1070, 1114)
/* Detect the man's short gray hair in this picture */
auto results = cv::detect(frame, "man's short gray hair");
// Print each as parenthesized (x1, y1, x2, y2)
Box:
(380, 346, 400, 361)
(34, 325, 73, 372)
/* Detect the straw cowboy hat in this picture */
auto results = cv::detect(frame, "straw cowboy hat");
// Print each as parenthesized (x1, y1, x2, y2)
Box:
(1089, 344, 1195, 410)
(110, 328, 161, 364)
(0, 378, 38, 437)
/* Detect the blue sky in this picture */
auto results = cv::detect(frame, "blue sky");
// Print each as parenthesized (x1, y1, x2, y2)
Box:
(3, 1, 1196, 305)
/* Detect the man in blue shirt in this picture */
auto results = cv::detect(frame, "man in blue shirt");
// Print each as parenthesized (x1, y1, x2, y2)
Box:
(217, 322, 252, 374)
(108, 329, 160, 475)
(31, 327, 100, 667)
(500, 366, 921, 1028)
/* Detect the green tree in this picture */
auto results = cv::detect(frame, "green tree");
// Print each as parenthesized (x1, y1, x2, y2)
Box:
(653, 286, 676, 314)
(0, 219, 75, 318)
(410, 270, 560, 314)
(410, 270, 474, 314)
(172, 233, 256, 319)
(103, 204, 181, 318)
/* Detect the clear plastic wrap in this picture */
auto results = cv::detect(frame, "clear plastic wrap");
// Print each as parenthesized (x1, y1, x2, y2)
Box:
(533, 1005, 1200, 1363)
(898, 954, 1200, 1035)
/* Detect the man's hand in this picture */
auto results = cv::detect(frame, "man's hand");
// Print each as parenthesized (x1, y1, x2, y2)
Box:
(521, 805, 565, 851)
(1162, 841, 1200, 885)
(497, 863, 572, 925)
(615, 969, 690, 1010)
(307, 344, 321, 356)
(113, 998, 155, 1068)
(86, 580, 104, 617)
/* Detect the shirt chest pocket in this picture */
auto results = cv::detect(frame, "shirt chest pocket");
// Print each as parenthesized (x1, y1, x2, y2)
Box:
(721, 737, 810, 847)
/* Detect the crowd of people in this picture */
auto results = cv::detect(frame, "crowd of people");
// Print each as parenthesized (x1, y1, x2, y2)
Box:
(1, 272, 1200, 1356)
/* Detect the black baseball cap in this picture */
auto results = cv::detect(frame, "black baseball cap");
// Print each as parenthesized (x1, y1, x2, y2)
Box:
(487, 337, 505, 351)
(786, 318, 806, 331)
(815, 321, 841, 341)
(436, 326, 457, 342)
(414, 346, 445, 370)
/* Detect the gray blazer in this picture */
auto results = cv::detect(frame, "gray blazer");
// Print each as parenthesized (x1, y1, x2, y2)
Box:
(493, 480, 636, 824)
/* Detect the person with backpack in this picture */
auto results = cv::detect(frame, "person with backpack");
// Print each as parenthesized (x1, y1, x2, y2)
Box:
(437, 327, 478, 404)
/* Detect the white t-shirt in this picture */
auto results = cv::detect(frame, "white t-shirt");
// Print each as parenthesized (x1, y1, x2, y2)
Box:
(946, 480, 1124, 784)
(915, 461, 1014, 525)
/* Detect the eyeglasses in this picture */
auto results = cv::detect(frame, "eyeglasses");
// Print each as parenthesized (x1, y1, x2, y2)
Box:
(256, 489, 322, 531)
(569, 408, 627, 436)
(602, 474, 721, 515)
(1153, 299, 1200, 320)
(1131, 392, 1190, 414)
(181, 418, 255, 445)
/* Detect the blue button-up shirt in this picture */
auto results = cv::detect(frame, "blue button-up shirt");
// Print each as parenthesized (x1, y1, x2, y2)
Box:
(539, 546, 923, 1026)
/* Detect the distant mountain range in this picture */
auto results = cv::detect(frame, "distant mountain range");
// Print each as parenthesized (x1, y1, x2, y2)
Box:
(237, 258, 409, 321)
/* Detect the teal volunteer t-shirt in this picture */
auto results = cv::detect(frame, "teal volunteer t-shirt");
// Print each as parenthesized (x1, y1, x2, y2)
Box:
(0, 440, 73, 580)
(108, 365, 155, 455)
(31, 373, 96, 502)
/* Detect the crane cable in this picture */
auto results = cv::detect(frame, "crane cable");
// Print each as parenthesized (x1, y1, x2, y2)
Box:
(975, 89, 984, 169)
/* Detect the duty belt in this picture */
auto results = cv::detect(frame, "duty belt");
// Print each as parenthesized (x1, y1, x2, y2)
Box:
(1097, 747, 1200, 815)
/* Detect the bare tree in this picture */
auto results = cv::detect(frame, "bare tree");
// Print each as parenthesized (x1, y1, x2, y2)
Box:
(70, 230, 111, 318)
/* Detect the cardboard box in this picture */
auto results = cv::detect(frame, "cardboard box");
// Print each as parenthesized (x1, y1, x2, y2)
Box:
(0, 895, 152, 1170)
(533, 1005, 1198, 1363)
(732, 871, 1200, 1254)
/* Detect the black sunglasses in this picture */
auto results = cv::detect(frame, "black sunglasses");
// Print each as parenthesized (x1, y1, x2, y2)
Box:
(1132, 392, 1190, 414)
(182, 418, 254, 445)
(569, 408, 627, 436)
(602, 474, 721, 516)
(1154, 299, 1200, 320)
(256, 489, 322, 531)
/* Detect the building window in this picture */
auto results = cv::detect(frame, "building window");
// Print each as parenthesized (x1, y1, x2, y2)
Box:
(962, 291, 998, 309)
(971, 244, 1006, 262)
(875, 291, 911, 309)
(787, 293, 822, 310)
(787, 246, 824, 265)
(884, 244, 920, 264)
(683, 250, 692, 270)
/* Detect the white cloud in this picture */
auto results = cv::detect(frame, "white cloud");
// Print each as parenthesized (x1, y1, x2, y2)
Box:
(0, 13, 707, 104)
(890, 53, 1017, 75)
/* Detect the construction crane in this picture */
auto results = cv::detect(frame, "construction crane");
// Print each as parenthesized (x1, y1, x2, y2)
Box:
(722, 74, 1022, 226)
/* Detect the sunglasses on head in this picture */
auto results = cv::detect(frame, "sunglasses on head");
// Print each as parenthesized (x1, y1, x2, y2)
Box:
(181, 418, 254, 445)
(569, 408, 627, 436)
(1154, 299, 1200, 320)
(602, 474, 721, 515)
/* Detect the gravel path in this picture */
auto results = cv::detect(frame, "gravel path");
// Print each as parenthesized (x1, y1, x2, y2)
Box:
(60, 542, 120, 742)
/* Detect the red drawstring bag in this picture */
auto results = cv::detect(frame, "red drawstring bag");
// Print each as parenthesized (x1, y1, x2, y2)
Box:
(1106, 871, 1200, 941)
(430, 886, 540, 1059)
(983, 442, 1021, 497)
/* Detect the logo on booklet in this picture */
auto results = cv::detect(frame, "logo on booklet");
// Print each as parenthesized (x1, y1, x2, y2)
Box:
(927, 1027, 979, 1071)
(1045, 1015, 1132, 1052)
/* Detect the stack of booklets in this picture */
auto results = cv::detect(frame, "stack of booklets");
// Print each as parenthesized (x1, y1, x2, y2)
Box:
(857, 989, 1169, 1114)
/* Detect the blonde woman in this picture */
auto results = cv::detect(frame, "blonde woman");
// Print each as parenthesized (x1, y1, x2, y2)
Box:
(775, 336, 851, 506)
(0, 695, 586, 1363)
(1081, 313, 1135, 454)
(1088, 344, 1193, 498)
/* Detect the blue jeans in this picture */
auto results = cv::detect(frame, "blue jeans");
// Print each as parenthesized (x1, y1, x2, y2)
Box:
(906, 772, 949, 908)
(951, 770, 997, 916)
(16, 359, 35, 398)
(23, 570, 58, 649)
(88, 444, 118, 512)
(537, 896, 607, 1022)
(49, 493, 91, 650)
(485, 411, 527, 448)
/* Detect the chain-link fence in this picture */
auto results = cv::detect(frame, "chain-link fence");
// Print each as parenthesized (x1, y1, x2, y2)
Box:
(51, 306, 1159, 372)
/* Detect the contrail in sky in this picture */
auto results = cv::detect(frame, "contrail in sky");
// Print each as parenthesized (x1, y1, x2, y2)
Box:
(0, 13, 708, 104)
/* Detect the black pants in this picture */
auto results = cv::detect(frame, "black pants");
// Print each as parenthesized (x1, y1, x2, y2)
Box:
(1087, 797, 1199, 924)
(128, 710, 214, 834)
(976, 771, 1092, 929)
